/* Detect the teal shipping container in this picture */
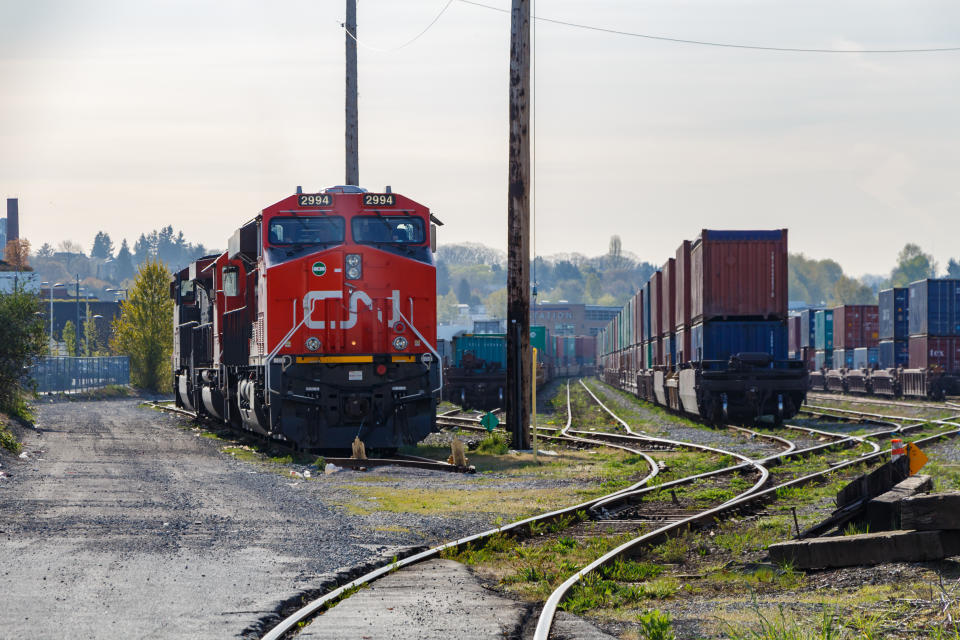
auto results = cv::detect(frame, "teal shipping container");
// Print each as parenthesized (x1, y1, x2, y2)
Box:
(454, 334, 506, 369)
(530, 325, 547, 356)
(814, 310, 834, 351)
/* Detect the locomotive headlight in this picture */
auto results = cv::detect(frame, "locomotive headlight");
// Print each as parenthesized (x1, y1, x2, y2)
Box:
(392, 336, 408, 351)
(345, 254, 362, 280)
(305, 337, 321, 352)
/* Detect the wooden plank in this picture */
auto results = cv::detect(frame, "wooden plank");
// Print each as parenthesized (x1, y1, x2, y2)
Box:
(901, 493, 960, 531)
(836, 457, 909, 509)
(863, 475, 933, 532)
(769, 529, 960, 570)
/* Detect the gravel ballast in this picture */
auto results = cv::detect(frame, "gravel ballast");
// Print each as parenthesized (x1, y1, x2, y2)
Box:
(0, 397, 572, 638)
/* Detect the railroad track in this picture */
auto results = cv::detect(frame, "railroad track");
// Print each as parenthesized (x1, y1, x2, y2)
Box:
(806, 391, 960, 411)
(144, 400, 473, 474)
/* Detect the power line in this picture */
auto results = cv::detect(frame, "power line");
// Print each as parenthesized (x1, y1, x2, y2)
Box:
(459, 0, 960, 54)
(339, 0, 455, 53)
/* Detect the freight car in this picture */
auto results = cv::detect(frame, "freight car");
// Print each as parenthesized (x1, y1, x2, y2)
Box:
(171, 185, 441, 450)
(598, 230, 808, 424)
(799, 280, 960, 400)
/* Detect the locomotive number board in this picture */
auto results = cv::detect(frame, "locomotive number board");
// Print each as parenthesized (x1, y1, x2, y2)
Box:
(363, 193, 396, 207)
(298, 194, 333, 207)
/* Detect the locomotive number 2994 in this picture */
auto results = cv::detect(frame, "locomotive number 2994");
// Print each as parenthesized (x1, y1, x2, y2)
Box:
(363, 193, 396, 207)
(299, 194, 333, 207)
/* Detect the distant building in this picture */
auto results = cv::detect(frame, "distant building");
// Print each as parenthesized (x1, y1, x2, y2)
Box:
(532, 302, 619, 336)
(0, 271, 39, 293)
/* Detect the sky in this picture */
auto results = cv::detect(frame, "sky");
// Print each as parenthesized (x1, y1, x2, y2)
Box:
(1, 0, 958, 277)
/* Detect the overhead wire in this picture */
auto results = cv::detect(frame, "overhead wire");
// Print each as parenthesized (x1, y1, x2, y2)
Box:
(339, 0, 456, 53)
(459, 0, 960, 54)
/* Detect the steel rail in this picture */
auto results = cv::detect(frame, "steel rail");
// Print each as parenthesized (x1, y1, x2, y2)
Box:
(806, 392, 953, 410)
(259, 381, 662, 640)
(533, 419, 960, 640)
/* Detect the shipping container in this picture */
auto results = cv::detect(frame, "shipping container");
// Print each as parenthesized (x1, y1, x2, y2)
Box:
(634, 291, 643, 348)
(802, 346, 816, 371)
(832, 305, 879, 349)
(645, 341, 653, 370)
(788, 316, 801, 354)
(878, 288, 908, 340)
(689, 229, 788, 322)
(814, 310, 834, 351)
(834, 348, 855, 369)
(661, 257, 676, 337)
(663, 333, 676, 368)
(798, 308, 820, 349)
(815, 349, 833, 370)
(909, 279, 960, 337)
(852, 347, 879, 370)
(642, 282, 652, 343)
(676, 325, 690, 365)
(909, 335, 960, 373)
(689, 319, 787, 363)
(878, 339, 909, 369)
(675, 240, 692, 330)
(454, 334, 506, 369)
(649, 271, 662, 340)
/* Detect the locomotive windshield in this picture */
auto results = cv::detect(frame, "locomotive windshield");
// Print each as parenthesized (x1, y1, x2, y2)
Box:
(352, 216, 425, 244)
(268, 216, 345, 246)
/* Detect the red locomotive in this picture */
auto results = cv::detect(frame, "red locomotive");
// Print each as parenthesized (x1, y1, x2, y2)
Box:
(171, 185, 441, 450)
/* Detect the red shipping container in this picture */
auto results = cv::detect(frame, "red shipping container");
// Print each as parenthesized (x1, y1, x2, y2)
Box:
(649, 271, 662, 339)
(661, 257, 676, 338)
(803, 346, 817, 371)
(909, 336, 960, 373)
(833, 305, 879, 349)
(690, 229, 788, 322)
(633, 291, 643, 348)
(788, 316, 801, 353)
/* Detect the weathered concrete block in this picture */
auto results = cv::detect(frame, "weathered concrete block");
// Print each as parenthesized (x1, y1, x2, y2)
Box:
(769, 529, 958, 570)
(901, 493, 960, 531)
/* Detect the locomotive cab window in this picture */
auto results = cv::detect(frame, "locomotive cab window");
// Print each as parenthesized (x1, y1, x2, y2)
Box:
(180, 280, 195, 301)
(268, 216, 345, 246)
(352, 217, 425, 244)
(222, 267, 239, 297)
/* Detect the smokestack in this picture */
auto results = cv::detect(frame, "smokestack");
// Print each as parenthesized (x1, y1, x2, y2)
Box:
(6, 198, 18, 242)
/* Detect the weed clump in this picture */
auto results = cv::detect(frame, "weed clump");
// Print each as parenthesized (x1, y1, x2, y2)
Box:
(475, 432, 510, 455)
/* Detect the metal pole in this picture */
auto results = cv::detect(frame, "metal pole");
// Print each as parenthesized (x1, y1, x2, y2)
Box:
(49, 287, 54, 352)
(506, 0, 531, 449)
(75, 275, 81, 357)
(345, 0, 359, 186)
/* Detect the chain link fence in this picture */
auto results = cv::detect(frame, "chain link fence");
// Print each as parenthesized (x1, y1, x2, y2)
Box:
(29, 357, 131, 393)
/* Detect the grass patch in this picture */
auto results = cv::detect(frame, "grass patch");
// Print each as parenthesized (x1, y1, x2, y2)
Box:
(0, 415, 21, 454)
(475, 432, 510, 455)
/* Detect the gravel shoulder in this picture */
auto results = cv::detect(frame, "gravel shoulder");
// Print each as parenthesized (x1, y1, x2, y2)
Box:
(0, 396, 578, 639)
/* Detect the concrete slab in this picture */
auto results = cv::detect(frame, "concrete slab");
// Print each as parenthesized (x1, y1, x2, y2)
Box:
(297, 559, 527, 639)
(769, 529, 960, 570)
(297, 559, 617, 639)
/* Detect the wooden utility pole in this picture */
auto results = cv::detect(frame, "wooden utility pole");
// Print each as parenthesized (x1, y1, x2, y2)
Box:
(506, 0, 531, 449)
(345, 0, 359, 185)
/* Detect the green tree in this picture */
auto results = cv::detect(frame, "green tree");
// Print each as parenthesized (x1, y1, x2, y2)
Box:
(115, 239, 135, 282)
(111, 260, 173, 391)
(436, 290, 461, 324)
(62, 320, 77, 357)
(0, 281, 46, 418)
(82, 309, 102, 356)
(890, 243, 936, 287)
(831, 276, 876, 305)
(90, 231, 115, 260)
(483, 288, 507, 319)
(946, 258, 960, 279)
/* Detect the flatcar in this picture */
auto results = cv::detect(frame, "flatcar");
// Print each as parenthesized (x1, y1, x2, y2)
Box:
(171, 185, 441, 450)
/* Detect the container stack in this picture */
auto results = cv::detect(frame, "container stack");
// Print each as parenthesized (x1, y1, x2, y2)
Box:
(661, 257, 677, 368)
(788, 316, 801, 360)
(649, 271, 663, 367)
(908, 279, 960, 372)
(687, 230, 789, 362)
(878, 287, 909, 369)
(674, 240, 692, 365)
(798, 308, 820, 370)
(814, 309, 834, 370)
(832, 304, 879, 369)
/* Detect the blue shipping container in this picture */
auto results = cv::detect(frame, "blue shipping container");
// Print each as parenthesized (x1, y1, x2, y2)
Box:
(815, 349, 833, 370)
(689, 320, 787, 363)
(663, 333, 676, 368)
(852, 347, 879, 369)
(878, 339, 909, 369)
(799, 309, 820, 349)
(834, 348, 855, 369)
(909, 279, 960, 337)
(815, 310, 834, 350)
(878, 288, 909, 340)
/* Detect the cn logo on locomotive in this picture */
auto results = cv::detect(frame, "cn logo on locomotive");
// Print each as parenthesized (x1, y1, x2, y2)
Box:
(303, 289, 404, 331)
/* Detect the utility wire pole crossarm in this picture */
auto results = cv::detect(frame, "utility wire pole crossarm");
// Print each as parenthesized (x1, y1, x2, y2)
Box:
(345, 0, 359, 186)
(506, 0, 531, 450)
